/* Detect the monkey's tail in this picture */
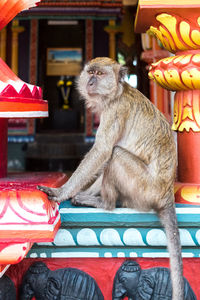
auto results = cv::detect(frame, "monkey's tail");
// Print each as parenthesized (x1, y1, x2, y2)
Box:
(158, 203, 184, 300)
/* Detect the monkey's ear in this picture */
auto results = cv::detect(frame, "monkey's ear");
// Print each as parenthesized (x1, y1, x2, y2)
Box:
(118, 65, 128, 82)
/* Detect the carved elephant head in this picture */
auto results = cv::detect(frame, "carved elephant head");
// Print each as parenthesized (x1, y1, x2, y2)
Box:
(20, 262, 104, 300)
(112, 261, 141, 300)
(20, 261, 50, 300)
(0, 275, 16, 300)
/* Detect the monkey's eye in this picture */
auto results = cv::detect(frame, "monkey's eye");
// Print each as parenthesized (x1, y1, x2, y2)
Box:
(88, 70, 94, 75)
(97, 71, 103, 75)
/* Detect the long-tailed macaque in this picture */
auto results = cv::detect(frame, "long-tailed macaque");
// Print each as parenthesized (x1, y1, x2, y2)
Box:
(38, 57, 184, 300)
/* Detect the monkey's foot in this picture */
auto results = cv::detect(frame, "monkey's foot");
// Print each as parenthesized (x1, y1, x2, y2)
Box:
(71, 192, 105, 208)
(37, 185, 67, 203)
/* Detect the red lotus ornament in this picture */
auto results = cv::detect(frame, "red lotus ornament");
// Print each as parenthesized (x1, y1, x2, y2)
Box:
(0, 0, 39, 31)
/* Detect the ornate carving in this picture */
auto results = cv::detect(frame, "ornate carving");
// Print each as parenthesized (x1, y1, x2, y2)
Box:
(0, 172, 67, 265)
(149, 53, 200, 91)
(112, 260, 196, 300)
(20, 261, 104, 300)
(172, 90, 200, 132)
(149, 14, 200, 53)
(136, 0, 200, 194)
(0, 275, 16, 300)
(148, 19, 200, 133)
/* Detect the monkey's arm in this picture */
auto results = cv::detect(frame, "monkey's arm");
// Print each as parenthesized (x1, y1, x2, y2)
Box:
(38, 109, 124, 202)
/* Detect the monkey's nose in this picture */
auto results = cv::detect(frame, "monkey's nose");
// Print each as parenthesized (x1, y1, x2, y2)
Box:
(88, 76, 97, 86)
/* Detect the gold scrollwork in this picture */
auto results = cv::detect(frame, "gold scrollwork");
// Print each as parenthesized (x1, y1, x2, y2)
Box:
(172, 90, 200, 132)
(149, 54, 200, 91)
(148, 13, 200, 53)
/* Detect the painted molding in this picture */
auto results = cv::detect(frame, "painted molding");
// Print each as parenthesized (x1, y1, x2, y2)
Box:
(26, 202, 200, 259)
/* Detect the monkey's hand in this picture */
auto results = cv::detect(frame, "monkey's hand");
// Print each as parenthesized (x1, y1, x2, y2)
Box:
(37, 185, 68, 203)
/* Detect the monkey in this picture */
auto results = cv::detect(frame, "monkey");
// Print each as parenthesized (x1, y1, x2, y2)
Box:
(38, 57, 184, 300)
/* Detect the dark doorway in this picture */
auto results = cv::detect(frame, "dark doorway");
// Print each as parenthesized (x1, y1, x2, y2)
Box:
(37, 19, 85, 133)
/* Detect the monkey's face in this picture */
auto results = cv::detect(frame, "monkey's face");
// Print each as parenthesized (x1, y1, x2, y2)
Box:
(77, 58, 127, 113)
(78, 63, 119, 99)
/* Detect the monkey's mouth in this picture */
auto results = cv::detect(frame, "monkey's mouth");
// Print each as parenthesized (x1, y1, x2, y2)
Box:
(87, 90, 99, 96)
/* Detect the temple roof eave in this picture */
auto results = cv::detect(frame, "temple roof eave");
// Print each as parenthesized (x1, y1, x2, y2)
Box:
(18, 6, 122, 19)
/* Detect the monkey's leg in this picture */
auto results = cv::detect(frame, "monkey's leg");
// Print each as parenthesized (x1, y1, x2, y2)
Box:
(71, 175, 105, 208)
(83, 174, 103, 195)
(72, 145, 153, 210)
(71, 195, 105, 208)
(104, 146, 184, 300)
(101, 145, 155, 211)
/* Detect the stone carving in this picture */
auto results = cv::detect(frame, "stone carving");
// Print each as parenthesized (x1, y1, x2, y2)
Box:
(20, 261, 104, 300)
(112, 260, 196, 300)
(0, 275, 16, 300)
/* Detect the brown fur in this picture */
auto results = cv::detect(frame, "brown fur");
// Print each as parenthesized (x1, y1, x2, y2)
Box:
(38, 57, 184, 300)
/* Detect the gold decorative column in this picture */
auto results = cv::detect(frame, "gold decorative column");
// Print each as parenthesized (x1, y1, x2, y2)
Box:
(11, 19, 24, 75)
(135, 1, 200, 205)
(104, 20, 119, 60)
(0, 27, 7, 61)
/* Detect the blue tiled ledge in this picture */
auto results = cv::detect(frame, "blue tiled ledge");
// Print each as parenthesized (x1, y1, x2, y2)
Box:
(27, 202, 200, 259)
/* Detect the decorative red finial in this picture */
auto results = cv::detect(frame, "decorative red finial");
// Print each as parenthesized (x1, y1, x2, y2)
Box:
(0, 0, 41, 31)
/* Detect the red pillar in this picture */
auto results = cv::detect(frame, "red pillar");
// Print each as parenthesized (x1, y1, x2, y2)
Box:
(141, 36, 171, 121)
(0, 118, 8, 178)
(85, 19, 93, 137)
(178, 130, 200, 183)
